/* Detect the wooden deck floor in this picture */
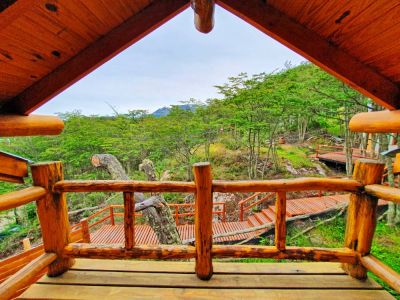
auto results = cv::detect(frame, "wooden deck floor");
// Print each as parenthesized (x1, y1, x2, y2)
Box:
(18, 259, 395, 299)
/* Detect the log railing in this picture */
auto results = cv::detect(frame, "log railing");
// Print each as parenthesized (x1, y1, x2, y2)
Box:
(239, 192, 275, 221)
(1, 159, 400, 295)
(71, 201, 227, 241)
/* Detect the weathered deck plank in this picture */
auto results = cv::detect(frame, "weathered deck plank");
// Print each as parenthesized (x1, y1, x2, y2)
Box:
(18, 286, 395, 300)
(71, 259, 347, 274)
(17, 260, 395, 300)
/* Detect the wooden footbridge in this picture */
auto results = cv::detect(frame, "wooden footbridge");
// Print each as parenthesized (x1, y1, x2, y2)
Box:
(81, 193, 356, 245)
(313, 145, 375, 166)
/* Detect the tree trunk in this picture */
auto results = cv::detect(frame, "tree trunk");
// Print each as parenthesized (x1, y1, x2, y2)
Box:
(386, 155, 396, 226)
(344, 101, 353, 177)
(92, 154, 181, 244)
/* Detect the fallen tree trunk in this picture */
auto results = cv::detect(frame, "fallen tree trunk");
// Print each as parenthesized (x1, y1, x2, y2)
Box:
(91, 154, 181, 244)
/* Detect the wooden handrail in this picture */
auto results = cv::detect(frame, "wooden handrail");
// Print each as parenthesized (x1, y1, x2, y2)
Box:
(53, 180, 196, 193)
(213, 178, 362, 193)
(62, 243, 356, 263)
(54, 177, 361, 194)
(360, 255, 400, 293)
(0, 186, 46, 211)
(239, 192, 274, 221)
(0, 253, 57, 299)
(365, 184, 400, 204)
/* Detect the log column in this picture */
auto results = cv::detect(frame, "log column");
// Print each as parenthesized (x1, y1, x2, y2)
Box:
(124, 192, 135, 250)
(275, 192, 286, 250)
(343, 159, 385, 279)
(31, 162, 74, 276)
(193, 162, 213, 280)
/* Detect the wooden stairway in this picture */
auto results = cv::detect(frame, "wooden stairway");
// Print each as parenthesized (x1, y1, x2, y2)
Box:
(246, 194, 350, 228)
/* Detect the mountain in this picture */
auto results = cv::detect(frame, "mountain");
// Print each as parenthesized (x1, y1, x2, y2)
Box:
(151, 104, 197, 117)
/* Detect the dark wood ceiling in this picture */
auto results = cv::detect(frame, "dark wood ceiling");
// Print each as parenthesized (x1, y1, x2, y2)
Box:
(0, 0, 399, 115)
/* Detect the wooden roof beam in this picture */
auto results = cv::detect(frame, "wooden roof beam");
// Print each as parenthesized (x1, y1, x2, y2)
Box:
(349, 110, 400, 133)
(3, 0, 190, 115)
(192, 0, 215, 33)
(0, 114, 64, 136)
(217, 0, 400, 110)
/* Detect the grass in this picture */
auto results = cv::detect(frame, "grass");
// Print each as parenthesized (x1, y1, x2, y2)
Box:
(276, 145, 314, 168)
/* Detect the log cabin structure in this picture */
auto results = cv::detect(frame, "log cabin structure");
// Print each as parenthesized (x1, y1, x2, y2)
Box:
(1, 0, 400, 299)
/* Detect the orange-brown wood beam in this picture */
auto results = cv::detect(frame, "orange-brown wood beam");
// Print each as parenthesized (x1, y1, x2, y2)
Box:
(192, 0, 215, 33)
(216, 0, 400, 110)
(0, 114, 64, 136)
(4, 0, 190, 115)
(350, 110, 400, 133)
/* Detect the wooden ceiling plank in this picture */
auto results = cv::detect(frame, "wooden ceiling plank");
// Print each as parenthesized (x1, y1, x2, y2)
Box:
(308, 0, 359, 35)
(26, 6, 93, 51)
(339, 4, 400, 50)
(216, 0, 400, 110)
(296, 0, 331, 27)
(65, 0, 113, 37)
(80, 1, 125, 30)
(4, 0, 190, 115)
(321, 1, 397, 42)
(97, 0, 129, 23)
(0, 30, 67, 70)
(267, 0, 307, 22)
(11, 17, 78, 58)
(0, 0, 43, 31)
(34, 1, 97, 44)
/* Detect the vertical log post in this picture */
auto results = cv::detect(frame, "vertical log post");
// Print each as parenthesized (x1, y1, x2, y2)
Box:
(193, 162, 213, 280)
(80, 219, 91, 243)
(343, 159, 385, 279)
(175, 205, 179, 225)
(109, 206, 115, 226)
(192, 0, 215, 33)
(275, 192, 286, 250)
(31, 162, 74, 276)
(123, 192, 135, 250)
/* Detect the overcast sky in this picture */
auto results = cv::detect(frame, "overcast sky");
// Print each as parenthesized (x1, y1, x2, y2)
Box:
(36, 6, 306, 116)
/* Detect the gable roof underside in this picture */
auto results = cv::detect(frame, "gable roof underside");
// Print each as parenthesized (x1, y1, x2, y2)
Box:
(0, 0, 399, 115)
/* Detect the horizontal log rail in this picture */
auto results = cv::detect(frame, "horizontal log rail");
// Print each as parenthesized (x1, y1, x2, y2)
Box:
(62, 243, 357, 263)
(360, 255, 400, 293)
(0, 253, 56, 300)
(365, 184, 400, 204)
(212, 178, 362, 193)
(0, 187, 46, 211)
(53, 180, 196, 193)
(239, 192, 275, 221)
(54, 177, 362, 194)
(350, 110, 400, 133)
(0, 114, 64, 137)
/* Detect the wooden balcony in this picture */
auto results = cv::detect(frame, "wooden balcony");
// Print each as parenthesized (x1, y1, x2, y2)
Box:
(17, 259, 393, 300)
(1, 160, 399, 299)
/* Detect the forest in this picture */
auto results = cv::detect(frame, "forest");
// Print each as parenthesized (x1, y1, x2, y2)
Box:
(1, 63, 399, 296)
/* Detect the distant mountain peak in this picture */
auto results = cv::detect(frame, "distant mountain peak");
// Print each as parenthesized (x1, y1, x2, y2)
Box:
(151, 104, 196, 117)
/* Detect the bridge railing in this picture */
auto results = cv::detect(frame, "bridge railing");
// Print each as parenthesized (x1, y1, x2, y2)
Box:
(72, 201, 227, 242)
(1, 159, 400, 297)
(238, 192, 275, 221)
